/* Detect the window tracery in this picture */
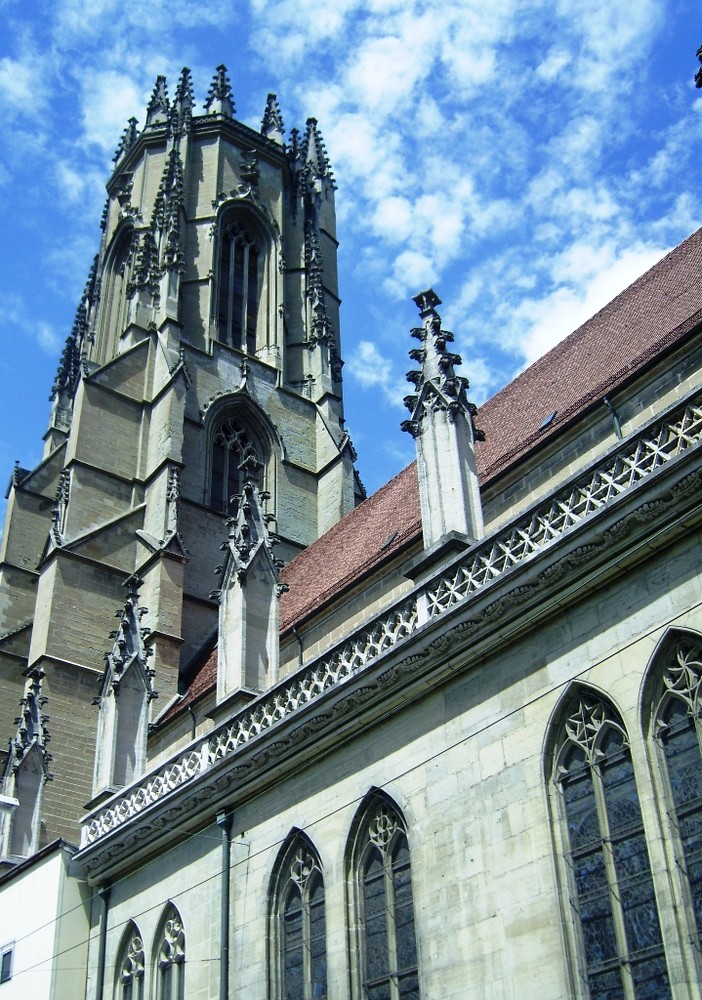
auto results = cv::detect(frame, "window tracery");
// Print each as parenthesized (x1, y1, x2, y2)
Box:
(354, 797, 419, 1000)
(210, 416, 261, 513)
(555, 693, 670, 999)
(155, 905, 185, 1000)
(274, 837, 327, 1000)
(653, 637, 702, 949)
(117, 924, 144, 1000)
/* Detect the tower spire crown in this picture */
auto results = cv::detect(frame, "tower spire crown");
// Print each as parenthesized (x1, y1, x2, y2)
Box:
(402, 289, 484, 550)
(204, 64, 235, 117)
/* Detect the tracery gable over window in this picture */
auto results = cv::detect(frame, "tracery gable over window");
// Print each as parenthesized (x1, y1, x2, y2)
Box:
(551, 688, 671, 1000)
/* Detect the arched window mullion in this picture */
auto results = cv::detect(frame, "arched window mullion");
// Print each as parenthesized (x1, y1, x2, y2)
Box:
(356, 797, 420, 1000)
(653, 641, 702, 955)
(556, 694, 671, 999)
(276, 838, 327, 1000)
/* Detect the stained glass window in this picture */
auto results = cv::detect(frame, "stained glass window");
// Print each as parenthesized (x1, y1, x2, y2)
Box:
(654, 638, 702, 946)
(356, 798, 419, 1000)
(218, 222, 259, 354)
(556, 694, 670, 999)
(277, 839, 327, 1000)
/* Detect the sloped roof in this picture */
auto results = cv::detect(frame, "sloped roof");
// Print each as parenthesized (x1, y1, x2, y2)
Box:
(170, 227, 702, 721)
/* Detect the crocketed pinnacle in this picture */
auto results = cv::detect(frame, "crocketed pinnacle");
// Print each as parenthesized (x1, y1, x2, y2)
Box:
(401, 289, 484, 440)
(152, 145, 185, 270)
(50, 256, 99, 400)
(5, 666, 52, 778)
(204, 64, 235, 117)
(169, 67, 194, 137)
(261, 93, 284, 143)
(146, 75, 170, 127)
(215, 454, 283, 589)
(113, 117, 139, 163)
(696, 43, 702, 88)
(301, 117, 334, 183)
(100, 575, 155, 698)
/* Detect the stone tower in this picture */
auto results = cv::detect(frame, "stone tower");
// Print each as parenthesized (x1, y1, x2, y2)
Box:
(0, 66, 362, 853)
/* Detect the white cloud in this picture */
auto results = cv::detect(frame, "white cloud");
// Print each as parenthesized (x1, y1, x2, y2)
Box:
(346, 340, 408, 408)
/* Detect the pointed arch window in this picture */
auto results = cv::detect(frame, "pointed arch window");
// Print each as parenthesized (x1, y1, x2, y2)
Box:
(273, 836, 327, 1000)
(210, 416, 261, 514)
(353, 796, 419, 1000)
(98, 227, 134, 364)
(155, 904, 185, 1000)
(652, 636, 702, 947)
(117, 923, 144, 1000)
(554, 692, 670, 999)
(218, 222, 260, 354)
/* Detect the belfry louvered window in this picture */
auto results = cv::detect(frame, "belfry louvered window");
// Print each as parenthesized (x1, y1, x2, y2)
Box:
(218, 222, 259, 354)
(555, 693, 670, 999)
(355, 797, 419, 1000)
(273, 836, 327, 1000)
(653, 637, 702, 948)
(210, 417, 260, 513)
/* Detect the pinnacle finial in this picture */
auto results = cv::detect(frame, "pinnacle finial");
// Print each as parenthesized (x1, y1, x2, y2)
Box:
(401, 288, 484, 443)
(169, 67, 194, 137)
(696, 43, 702, 88)
(301, 118, 334, 182)
(113, 117, 139, 163)
(204, 64, 235, 117)
(261, 93, 284, 143)
(146, 75, 170, 127)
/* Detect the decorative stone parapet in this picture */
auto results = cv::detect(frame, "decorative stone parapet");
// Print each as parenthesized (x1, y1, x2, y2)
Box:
(80, 394, 702, 847)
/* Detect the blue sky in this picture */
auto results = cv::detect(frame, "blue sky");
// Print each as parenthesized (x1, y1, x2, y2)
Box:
(0, 0, 700, 512)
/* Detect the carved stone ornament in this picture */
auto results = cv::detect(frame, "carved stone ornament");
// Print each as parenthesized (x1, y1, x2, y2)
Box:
(94, 576, 156, 706)
(78, 392, 702, 857)
(401, 289, 484, 441)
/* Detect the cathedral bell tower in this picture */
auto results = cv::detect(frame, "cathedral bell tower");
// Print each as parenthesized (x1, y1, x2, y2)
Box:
(0, 66, 363, 849)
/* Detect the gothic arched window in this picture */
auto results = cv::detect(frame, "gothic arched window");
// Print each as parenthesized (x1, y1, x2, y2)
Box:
(652, 635, 702, 947)
(98, 227, 134, 364)
(154, 904, 185, 1000)
(210, 416, 261, 513)
(116, 922, 144, 1000)
(217, 222, 261, 354)
(272, 835, 327, 1000)
(352, 795, 419, 1000)
(554, 692, 670, 999)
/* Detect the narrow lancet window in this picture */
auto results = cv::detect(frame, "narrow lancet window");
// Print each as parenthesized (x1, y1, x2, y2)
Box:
(555, 692, 670, 999)
(117, 923, 145, 1000)
(653, 636, 702, 948)
(273, 836, 327, 1000)
(354, 796, 419, 1000)
(218, 223, 259, 353)
(155, 904, 185, 1000)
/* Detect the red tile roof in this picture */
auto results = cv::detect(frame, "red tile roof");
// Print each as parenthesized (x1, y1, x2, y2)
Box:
(166, 228, 702, 723)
